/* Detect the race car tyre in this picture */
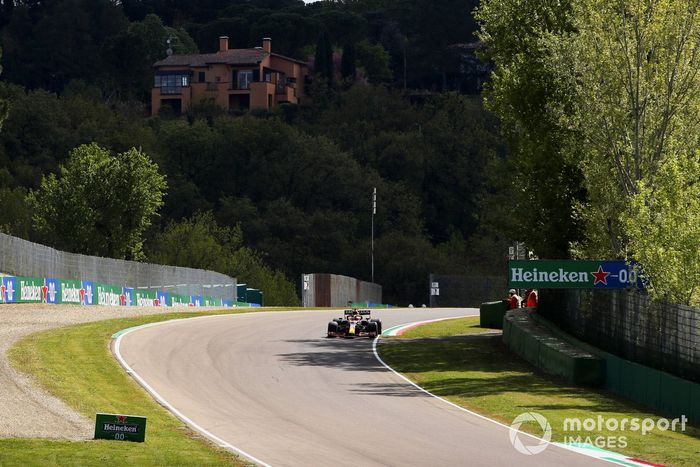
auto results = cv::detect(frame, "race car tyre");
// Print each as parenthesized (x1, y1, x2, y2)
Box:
(367, 321, 378, 336)
(328, 321, 338, 336)
(371, 319, 382, 334)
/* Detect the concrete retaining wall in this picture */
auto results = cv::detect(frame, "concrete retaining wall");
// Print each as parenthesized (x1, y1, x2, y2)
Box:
(301, 273, 382, 307)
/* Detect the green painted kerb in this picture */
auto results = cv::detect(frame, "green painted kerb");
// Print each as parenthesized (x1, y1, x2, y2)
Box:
(95, 413, 147, 442)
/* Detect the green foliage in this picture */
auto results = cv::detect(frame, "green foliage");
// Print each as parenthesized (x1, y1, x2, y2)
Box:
(479, 0, 700, 305)
(560, 0, 700, 259)
(0, 179, 31, 238)
(103, 14, 198, 100)
(355, 40, 393, 84)
(623, 153, 700, 307)
(476, 0, 584, 259)
(28, 143, 166, 260)
(147, 212, 299, 306)
(314, 29, 334, 82)
(340, 43, 357, 81)
(0, 83, 156, 188)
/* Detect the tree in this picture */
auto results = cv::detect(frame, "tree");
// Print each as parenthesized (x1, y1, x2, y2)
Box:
(340, 42, 356, 81)
(623, 152, 700, 306)
(355, 40, 392, 84)
(148, 212, 299, 306)
(314, 29, 334, 82)
(28, 143, 166, 260)
(476, 0, 584, 258)
(558, 0, 700, 259)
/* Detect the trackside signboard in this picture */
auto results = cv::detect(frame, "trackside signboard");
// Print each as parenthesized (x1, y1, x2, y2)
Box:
(95, 413, 146, 442)
(508, 260, 644, 289)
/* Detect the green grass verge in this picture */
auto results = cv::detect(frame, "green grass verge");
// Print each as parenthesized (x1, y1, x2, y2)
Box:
(396, 316, 498, 338)
(2, 308, 304, 466)
(379, 317, 700, 466)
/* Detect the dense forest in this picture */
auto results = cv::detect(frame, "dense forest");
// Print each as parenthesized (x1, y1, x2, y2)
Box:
(0, 0, 511, 305)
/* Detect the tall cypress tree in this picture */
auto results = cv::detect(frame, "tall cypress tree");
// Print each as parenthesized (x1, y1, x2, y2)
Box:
(314, 30, 333, 82)
(340, 42, 356, 80)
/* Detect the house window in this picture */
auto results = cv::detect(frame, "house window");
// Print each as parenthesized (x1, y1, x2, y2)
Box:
(237, 70, 253, 90)
(276, 73, 286, 94)
(155, 73, 190, 94)
(198, 72, 205, 82)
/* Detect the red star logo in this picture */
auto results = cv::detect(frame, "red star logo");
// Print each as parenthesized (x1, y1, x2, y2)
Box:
(592, 265, 610, 285)
(116, 415, 127, 423)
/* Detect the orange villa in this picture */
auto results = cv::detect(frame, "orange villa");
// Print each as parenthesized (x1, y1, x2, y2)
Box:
(151, 37, 309, 115)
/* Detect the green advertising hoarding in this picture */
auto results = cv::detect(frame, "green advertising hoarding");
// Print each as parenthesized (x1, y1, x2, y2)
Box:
(508, 260, 642, 289)
(59, 279, 83, 304)
(171, 294, 191, 307)
(94, 413, 146, 442)
(16, 276, 43, 303)
(133, 289, 157, 306)
(203, 297, 222, 307)
(96, 283, 122, 306)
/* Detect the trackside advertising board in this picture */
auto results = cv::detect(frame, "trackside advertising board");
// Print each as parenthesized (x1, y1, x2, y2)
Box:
(0, 275, 238, 308)
(508, 260, 644, 289)
(94, 413, 146, 442)
(60, 279, 83, 304)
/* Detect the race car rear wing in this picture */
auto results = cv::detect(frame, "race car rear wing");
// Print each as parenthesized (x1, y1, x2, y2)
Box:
(344, 309, 371, 316)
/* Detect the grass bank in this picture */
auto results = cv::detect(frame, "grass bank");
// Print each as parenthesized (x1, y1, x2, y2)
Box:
(379, 317, 700, 466)
(3, 308, 303, 466)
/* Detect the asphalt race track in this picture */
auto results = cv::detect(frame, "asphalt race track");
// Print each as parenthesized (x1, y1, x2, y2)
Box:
(117, 309, 608, 466)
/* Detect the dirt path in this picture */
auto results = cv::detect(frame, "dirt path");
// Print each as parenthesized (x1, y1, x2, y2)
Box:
(0, 304, 189, 439)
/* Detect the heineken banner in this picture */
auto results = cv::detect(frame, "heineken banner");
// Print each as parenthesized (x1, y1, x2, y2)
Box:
(133, 289, 157, 307)
(203, 297, 222, 307)
(508, 260, 644, 289)
(94, 413, 147, 443)
(97, 283, 122, 306)
(0, 275, 237, 308)
(60, 279, 83, 304)
(17, 276, 43, 303)
(171, 293, 191, 307)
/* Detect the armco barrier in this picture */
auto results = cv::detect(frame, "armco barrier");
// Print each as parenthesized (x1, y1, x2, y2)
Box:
(479, 300, 508, 329)
(0, 233, 235, 301)
(301, 273, 381, 307)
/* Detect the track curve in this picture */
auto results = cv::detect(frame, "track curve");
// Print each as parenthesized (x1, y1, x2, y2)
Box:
(116, 309, 607, 466)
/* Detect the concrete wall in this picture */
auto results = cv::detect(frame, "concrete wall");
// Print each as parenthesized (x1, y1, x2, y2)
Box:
(0, 233, 235, 301)
(301, 273, 382, 307)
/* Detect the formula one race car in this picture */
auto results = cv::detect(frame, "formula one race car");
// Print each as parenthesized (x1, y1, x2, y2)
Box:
(327, 309, 382, 338)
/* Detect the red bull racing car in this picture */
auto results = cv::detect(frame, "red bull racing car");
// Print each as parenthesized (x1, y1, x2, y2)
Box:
(327, 309, 382, 338)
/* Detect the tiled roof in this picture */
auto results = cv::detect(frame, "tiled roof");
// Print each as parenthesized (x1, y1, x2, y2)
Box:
(154, 49, 269, 67)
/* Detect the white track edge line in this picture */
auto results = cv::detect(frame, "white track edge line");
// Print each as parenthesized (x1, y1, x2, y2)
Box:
(113, 314, 273, 467)
(371, 319, 622, 466)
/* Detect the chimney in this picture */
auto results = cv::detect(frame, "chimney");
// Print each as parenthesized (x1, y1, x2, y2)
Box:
(262, 37, 271, 53)
(218, 36, 229, 52)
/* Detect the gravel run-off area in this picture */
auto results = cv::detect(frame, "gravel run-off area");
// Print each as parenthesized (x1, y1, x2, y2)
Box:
(0, 304, 198, 439)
